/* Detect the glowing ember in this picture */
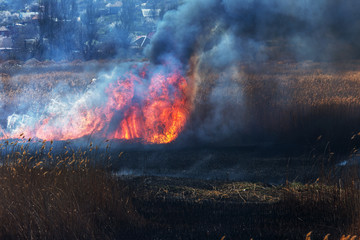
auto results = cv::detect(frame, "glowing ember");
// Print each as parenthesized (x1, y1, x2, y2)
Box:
(0, 61, 191, 144)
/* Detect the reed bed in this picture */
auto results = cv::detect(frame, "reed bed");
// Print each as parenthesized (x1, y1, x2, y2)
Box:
(0, 139, 140, 239)
(0, 60, 360, 239)
(194, 60, 360, 152)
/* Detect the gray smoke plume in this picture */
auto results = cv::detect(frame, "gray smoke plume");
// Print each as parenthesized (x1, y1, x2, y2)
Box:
(148, 0, 360, 64)
(146, 0, 360, 145)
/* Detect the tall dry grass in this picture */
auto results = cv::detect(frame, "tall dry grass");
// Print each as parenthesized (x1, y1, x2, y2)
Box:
(0, 140, 140, 239)
(2, 60, 360, 152)
(280, 163, 360, 240)
(193, 60, 360, 152)
(306, 232, 357, 240)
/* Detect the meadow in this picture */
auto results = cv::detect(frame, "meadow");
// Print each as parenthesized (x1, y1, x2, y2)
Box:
(0, 59, 360, 239)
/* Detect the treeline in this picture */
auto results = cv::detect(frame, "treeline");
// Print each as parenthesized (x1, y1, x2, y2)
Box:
(37, 0, 138, 60)
(7, 0, 148, 61)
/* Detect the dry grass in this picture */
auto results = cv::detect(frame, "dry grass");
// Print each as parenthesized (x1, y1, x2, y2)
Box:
(281, 168, 360, 240)
(193, 60, 360, 152)
(0, 141, 140, 239)
(2, 60, 360, 152)
(0, 140, 359, 239)
(306, 232, 357, 240)
(0, 70, 94, 111)
(129, 176, 282, 203)
(1, 60, 360, 239)
(124, 170, 360, 240)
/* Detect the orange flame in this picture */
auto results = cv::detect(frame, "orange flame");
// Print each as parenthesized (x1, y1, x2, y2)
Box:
(108, 65, 189, 144)
(0, 61, 191, 144)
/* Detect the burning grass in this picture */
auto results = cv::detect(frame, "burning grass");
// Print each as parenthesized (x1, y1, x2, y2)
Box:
(0, 58, 191, 144)
(1, 60, 360, 150)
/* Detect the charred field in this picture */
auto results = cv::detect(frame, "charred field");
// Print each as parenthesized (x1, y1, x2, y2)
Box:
(0, 60, 360, 239)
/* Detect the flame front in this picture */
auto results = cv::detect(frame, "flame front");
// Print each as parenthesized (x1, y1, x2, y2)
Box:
(1, 61, 191, 144)
(107, 66, 189, 144)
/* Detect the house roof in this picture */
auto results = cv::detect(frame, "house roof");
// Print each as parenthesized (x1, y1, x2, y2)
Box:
(106, 1, 122, 8)
(0, 26, 9, 32)
(0, 36, 13, 48)
(141, 9, 161, 18)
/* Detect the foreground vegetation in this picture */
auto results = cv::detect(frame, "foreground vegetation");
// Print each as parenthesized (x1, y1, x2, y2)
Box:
(125, 172, 360, 240)
(0, 146, 141, 239)
(0, 141, 358, 239)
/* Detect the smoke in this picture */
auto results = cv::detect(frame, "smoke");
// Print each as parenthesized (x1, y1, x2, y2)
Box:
(148, 0, 360, 65)
(145, 0, 360, 145)
(2, 0, 360, 148)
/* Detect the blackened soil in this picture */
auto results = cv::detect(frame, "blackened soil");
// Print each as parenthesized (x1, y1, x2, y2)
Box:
(122, 176, 347, 240)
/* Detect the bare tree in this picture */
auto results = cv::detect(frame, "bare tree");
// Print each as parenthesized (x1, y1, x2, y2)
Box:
(82, 0, 99, 59)
(58, 0, 78, 56)
(37, 0, 79, 60)
(101, 0, 137, 58)
(37, 0, 57, 59)
(114, 0, 136, 53)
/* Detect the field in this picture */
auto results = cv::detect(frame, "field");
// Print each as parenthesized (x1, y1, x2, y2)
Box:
(0, 153, 358, 240)
(3, 59, 360, 151)
(194, 60, 360, 153)
(1, 59, 360, 239)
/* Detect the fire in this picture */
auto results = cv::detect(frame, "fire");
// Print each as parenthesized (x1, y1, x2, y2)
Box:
(0, 61, 191, 144)
(108, 65, 189, 144)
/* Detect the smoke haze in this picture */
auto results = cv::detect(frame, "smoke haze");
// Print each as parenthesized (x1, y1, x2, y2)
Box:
(1, 0, 360, 149)
(148, 0, 360, 63)
(145, 0, 360, 145)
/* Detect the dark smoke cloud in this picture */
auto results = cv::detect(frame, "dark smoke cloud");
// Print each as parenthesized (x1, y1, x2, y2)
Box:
(146, 0, 360, 145)
(148, 0, 360, 64)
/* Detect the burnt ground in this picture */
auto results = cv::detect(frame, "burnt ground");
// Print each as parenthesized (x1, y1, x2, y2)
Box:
(0, 139, 350, 240)
(120, 175, 350, 240)
(110, 144, 353, 240)
(111, 143, 336, 184)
